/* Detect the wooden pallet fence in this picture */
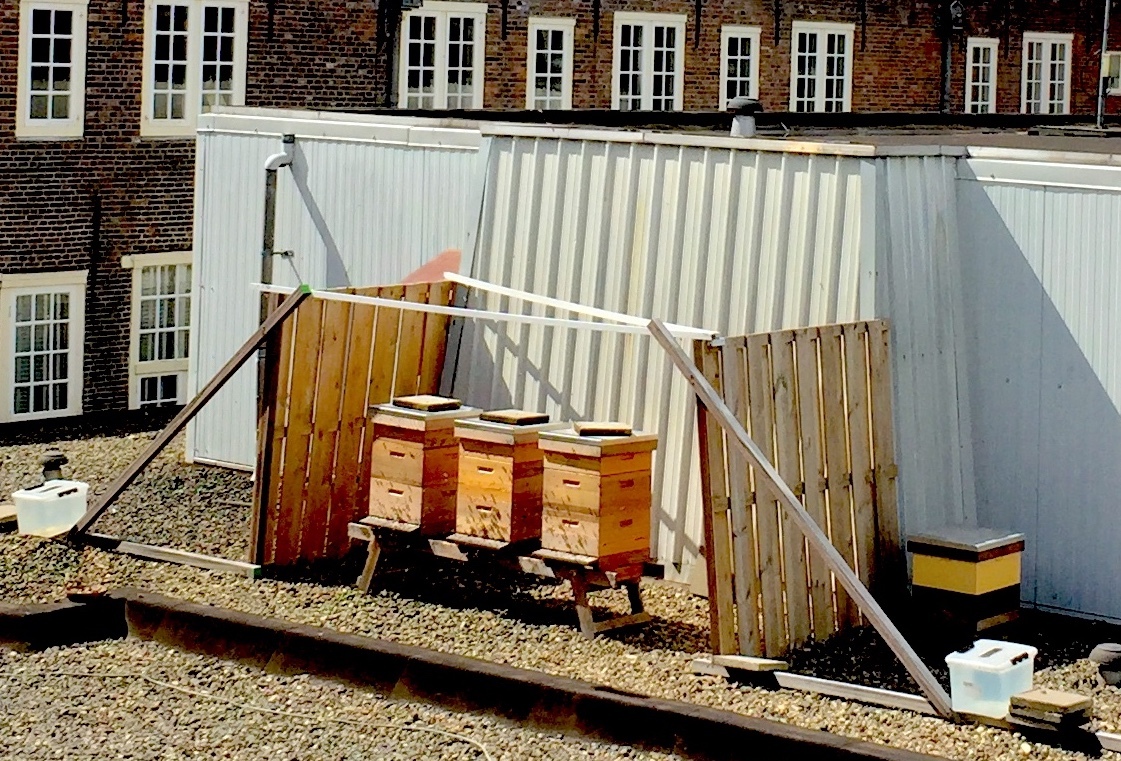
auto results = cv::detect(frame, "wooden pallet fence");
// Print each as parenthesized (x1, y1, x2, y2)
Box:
(251, 281, 457, 566)
(697, 321, 902, 658)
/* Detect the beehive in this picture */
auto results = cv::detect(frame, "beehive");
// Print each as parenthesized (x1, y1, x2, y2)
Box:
(908, 526, 1025, 631)
(367, 396, 480, 534)
(538, 427, 657, 567)
(453, 410, 562, 544)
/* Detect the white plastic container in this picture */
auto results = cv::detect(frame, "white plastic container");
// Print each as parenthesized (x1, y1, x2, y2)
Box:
(945, 639, 1038, 718)
(13, 480, 89, 537)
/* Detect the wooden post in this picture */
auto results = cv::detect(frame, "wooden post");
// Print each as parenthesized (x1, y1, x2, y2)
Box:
(70, 286, 312, 539)
(648, 319, 954, 719)
(249, 292, 286, 564)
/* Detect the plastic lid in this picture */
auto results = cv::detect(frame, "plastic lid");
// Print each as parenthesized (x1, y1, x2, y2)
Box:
(945, 638, 1038, 672)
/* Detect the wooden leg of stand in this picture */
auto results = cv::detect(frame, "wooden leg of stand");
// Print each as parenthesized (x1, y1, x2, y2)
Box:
(357, 536, 382, 593)
(570, 572, 596, 638)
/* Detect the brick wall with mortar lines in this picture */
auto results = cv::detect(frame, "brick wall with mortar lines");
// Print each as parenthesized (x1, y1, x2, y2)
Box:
(0, 0, 392, 415)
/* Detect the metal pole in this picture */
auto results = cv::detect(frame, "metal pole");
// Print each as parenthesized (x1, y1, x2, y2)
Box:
(1098, 0, 1112, 129)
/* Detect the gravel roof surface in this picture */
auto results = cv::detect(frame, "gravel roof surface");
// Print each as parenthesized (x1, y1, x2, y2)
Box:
(1, 432, 1119, 761)
(0, 639, 682, 760)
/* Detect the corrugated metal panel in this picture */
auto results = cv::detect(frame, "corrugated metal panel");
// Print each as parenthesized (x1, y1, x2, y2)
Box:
(454, 136, 873, 578)
(875, 156, 976, 539)
(957, 161, 1121, 621)
(189, 127, 486, 468)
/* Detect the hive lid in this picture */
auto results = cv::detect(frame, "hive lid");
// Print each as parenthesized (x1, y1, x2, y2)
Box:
(574, 421, 633, 436)
(907, 526, 1025, 554)
(480, 409, 550, 426)
(392, 395, 462, 412)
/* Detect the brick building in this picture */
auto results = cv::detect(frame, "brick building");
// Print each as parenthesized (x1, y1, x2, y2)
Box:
(1, 0, 1118, 426)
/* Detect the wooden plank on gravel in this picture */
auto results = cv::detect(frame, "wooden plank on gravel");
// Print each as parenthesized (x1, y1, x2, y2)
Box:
(694, 340, 736, 655)
(301, 298, 350, 561)
(771, 330, 811, 650)
(746, 333, 786, 658)
(845, 324, 877, 615)
(271, 299, 324, 565)
(794, 327, 835, 641)
(393, 283, 430, 397)
(88, 533, 262, 579)
(774, 673, 937, 716)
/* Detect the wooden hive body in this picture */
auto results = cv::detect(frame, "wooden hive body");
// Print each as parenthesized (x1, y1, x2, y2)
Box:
(538, 428, 657, 567)
(454, 415, 564, 543)
(367, 400, 480, 534)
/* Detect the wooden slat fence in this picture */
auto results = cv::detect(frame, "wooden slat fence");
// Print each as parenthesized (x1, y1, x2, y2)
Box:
(251, 281, 457, 566)
(697, 320, 903, 657)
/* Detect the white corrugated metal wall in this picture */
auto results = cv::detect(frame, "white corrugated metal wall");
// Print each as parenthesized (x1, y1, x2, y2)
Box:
(956, 156, 1121, 621)
(452, 134, 877, 578)
(188, 114, 487, 467)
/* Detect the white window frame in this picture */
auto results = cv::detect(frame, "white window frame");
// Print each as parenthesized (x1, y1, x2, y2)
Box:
(525, 17, 575, 110)
(611, 12, 686, 111)
(719, 25, 761, 109)
(1104, 51, 1121, 96)
(397, 1, 488, 110)
(965, 37, 999, 113)
(0, 270, 86, 423)
(140, 0, 249, 138)
(789, 20, 855, 113)
(1021, 32, 1073, 115)
(15, 0, 89, 139)
(122, 251, 192, 409)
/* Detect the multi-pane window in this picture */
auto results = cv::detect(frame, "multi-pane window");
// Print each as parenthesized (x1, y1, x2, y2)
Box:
(141, 0, 248, 136)
(1106, 52, 1121, 96)
(612, 13, 686, 111)
(1022, 32, 1072, 114)
(126, 253, 192, 408)
(16, 0, 88, 139)
(790, 21, 854, 113)
(526, 18, 575, 110)
(719, 25, 761, 109)
(0, 272, 86, 422)
(966, 38, 998, 113)
(398, 2, 488, 109)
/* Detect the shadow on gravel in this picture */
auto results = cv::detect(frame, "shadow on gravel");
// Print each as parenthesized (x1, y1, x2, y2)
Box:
(265, 548, 712, 654)
(0, 408, 178, 447)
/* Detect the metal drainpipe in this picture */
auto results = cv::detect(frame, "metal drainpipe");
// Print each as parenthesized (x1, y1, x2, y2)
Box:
(260, 134, 295, 324)
(1098, 0, 1112, 129)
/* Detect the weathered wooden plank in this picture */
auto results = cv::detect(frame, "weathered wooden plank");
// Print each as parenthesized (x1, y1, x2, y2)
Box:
(771, 331, 810, 649)
(301, 298, 351, 560)
(72, 287, 310, 538)
(868, 321, 905, 606)
(647, 318, 954, 718)
(774, 673, 937, 716)
(745, 333, 786, 657)
(793, 327, 835, 641)
(820, 324, 859, 627)
(418, 281, 455, 392)
(262, 299, 298, 563)
(87, 534, 263, 579)
(845, 324, 877, 613)
(720, 343, 762, 657)
(694, 340, 736, 655)
(394, 283, 430, 397)
(326, 298, 377, 558)
(271, 298, 324, 566)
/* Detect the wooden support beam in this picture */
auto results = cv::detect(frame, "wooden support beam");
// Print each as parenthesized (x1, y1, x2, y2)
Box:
(648, 319, 954, 719)
(70, 286, 312, 538)
(85, 533, 262, 579)
(773, 673, 937, 716)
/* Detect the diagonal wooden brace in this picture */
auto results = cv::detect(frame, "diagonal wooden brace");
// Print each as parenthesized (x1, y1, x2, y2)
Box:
(648, 318, 954, 719)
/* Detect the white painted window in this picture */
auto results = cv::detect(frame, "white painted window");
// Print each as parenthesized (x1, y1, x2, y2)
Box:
(398, 1, 487, 109)
(790, 21, 854, 113)
(1104, 51, 1121, 96)
(0, 271, 86, 422)
(1022, 32, 1072, 114)
(526, 17, 574, 110)
(612, 12, 686, 111)
(140, 0, 248, 137)
(16, 0, 88, 139)
(123, 252, 192, 408)
(966, 37, 998, 113)
(719, 25, 761, 109)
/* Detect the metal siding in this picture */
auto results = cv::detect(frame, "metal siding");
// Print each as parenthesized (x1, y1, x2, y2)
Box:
(455, 136, 870, 578)
(958, 162, 1121, 620)
(190, 128, 485, 467)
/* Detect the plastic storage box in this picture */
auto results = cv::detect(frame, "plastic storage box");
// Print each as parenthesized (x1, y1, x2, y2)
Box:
(945, 639, 1038, 718)
(13, 480, 89, 537)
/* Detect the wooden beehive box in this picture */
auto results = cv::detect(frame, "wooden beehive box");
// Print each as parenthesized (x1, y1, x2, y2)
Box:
(453, 410, 563, 544)
(908, 526, 1025, 631)
(538, 427, 657, 568)
(367, 396, 480, 534)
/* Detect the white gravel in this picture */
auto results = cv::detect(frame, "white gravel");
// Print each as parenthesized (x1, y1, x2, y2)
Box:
(1, 432, 1119, 761)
